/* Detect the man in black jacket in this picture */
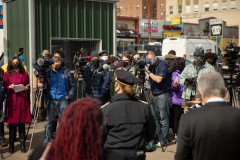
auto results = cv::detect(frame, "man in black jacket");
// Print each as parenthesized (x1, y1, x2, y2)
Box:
(175, 72, 240, 160)
(164, 50, 176, 69)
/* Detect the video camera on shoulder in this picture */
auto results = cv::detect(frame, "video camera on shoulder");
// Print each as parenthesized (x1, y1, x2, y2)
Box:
(73, 48, 91, 80)
(32, 52, 54, 83)
(223, 40, 240, 62)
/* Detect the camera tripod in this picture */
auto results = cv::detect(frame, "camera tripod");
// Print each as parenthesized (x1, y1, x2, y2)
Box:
(74, 77, 85, 100)
(26, 86, 61, 157)
(136, 84, 167, 152)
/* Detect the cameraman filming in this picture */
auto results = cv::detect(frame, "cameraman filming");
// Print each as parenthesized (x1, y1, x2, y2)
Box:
(180, 44, 215, 107)
(38, 56, 76, 143)
(145, 51, 171, 147)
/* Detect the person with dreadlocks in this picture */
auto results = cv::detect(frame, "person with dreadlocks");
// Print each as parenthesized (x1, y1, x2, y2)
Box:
(102, 70, 156, 160)
(28, 97, 104, 160)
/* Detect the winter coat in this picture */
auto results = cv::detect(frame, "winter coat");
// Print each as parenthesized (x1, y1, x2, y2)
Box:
(3, 72, 32, 124)
(164, 54, 176, 69)
(44, 66, 76, 108)
(110, 67, 138, 98)
(83, 60, 110, 105)
(180, 62, 216, 100)
(170, 70, 184, 106)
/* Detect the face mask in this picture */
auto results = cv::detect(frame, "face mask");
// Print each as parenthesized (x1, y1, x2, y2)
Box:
(12, 63, 20, 69)
(194, 57, 205, 66)
(207, 61, 215, 66)
(55, 65, 61, 71)
(150, 58, 156, 65)
(102, 56, 108, 61)
(92, 60, 100, 67)
(122, 61, 129, 68)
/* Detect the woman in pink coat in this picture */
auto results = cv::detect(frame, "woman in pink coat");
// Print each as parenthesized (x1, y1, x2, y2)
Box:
(2, 56, 32, 154)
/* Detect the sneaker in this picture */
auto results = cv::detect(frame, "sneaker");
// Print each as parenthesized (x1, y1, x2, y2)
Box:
(0, 141, 8, 147)
(155, 142, 161, 148)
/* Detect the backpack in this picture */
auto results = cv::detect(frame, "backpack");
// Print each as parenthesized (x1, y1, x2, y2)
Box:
(145, 142, 156, 152)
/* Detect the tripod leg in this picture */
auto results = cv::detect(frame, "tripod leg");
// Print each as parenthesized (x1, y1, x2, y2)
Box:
(27, 90, 42, 157)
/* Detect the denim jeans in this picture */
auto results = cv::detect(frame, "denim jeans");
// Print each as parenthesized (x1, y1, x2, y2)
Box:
(151, 92, 171, 144)
(44, 99, 68, 143)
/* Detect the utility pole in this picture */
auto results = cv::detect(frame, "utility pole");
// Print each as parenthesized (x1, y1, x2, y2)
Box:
(148, 0, 151, 43)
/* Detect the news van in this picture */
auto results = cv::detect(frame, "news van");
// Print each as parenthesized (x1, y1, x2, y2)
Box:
(162, 37, 221, 62)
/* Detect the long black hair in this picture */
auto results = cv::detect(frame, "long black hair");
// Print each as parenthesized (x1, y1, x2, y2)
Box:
(169, 57, 186, 74)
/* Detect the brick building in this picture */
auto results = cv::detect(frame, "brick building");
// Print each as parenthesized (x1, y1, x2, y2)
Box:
(165, 0, 240, 47)
(157, 0, 166, 20)
(117, 0, 158, 19)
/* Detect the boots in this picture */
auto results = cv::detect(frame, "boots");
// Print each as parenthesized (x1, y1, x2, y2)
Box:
(19, 125, 26, 153)
(9, 126, 17, 154)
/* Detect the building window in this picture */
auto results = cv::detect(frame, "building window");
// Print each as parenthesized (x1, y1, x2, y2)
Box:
(144, 4, 146, 10)
(194, 4, 198, 12)
(120, 14, 122, 17)
(204, 3, 209, 12)
(161, 3, 164, 8)
(221, 1, 227, 10)
(131, 5, 132, 10)
(169, 6, 173, 15)
(186, 5, 190, 14)
(144, 13, 146, 18)
(120, 6, 122, 11)
(231, 0, 236, 10)
(126, 14, 128, 17)
(161, 12, 164, 18)
(213, 2, 218, 11)
(126, 5, 128, 10)
(131, 14, 132, 17)
(153, 14, 156, 19)
(178, 5, 182, 14)
(137, 4, 139, 10)
(153, 5, 156, 11)
(136, 13, 139, 18)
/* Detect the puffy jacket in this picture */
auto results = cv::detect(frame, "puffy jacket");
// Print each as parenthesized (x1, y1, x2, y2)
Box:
(164, 54, 176, 69)
(110, 67, 137, 98)
(180, 62, 215, 100)
(44, 66, 76, 107)
(171, 70, 184, 106)
(83, 60, 110, 105)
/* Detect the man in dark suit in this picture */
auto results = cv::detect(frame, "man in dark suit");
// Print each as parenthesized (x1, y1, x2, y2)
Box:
(175, 72, 240, 160)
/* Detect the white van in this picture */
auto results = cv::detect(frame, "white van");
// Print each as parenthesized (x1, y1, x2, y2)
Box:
(162, 37, 221, 62)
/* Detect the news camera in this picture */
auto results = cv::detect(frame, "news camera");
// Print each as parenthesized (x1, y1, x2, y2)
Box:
(73, 48, 91, 80)
(223, 40, 240, 63)
(134, 58, 151, 86)
(32, 52, 54, 83)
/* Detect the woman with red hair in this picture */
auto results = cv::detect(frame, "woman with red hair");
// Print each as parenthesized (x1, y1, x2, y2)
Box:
(29, 97, 104, 160)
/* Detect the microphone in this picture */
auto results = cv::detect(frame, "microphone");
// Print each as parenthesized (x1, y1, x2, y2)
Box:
(37, 58, 44, 67)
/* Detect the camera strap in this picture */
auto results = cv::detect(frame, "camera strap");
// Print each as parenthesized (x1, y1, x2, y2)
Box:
(192, 63, 205, 96)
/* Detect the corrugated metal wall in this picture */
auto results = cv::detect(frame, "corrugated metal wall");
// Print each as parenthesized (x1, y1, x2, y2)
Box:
(6, 0, 29, 67)
(35, 0, 114, 55)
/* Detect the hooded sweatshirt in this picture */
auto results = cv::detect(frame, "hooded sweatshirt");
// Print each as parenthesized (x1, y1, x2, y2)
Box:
(170, 70, 184, 106)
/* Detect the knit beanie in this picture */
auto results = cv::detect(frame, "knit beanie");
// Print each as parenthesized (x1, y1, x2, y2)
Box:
(193, 44, 205, 56)
(91, 51, 99, 59)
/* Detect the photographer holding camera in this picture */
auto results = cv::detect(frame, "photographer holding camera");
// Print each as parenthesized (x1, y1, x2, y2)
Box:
(38, 56, 76, 143)
(145, 51, 171, 147)
(180, 44, 215, 107)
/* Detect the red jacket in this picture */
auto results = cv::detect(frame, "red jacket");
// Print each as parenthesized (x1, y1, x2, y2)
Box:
(2, 72, 32, 124)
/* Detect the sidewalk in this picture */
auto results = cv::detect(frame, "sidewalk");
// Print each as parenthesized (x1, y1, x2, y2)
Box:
(1, 121, 176, 160)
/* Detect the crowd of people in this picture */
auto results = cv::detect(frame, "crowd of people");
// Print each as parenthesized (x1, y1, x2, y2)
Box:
(0, 44, 239, 160)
